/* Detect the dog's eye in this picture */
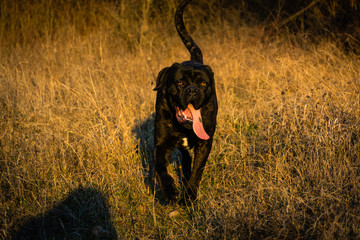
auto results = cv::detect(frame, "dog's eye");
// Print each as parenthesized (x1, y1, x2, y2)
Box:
(176, 81, 184, 86)
(201, 81, 208, 87)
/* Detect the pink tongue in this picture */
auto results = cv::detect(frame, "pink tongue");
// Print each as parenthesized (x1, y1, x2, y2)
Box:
(187, 104, 210, 140)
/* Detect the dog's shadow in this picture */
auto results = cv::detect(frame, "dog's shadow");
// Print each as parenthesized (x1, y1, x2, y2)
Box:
(132, 114, 156, 192)
(12, 186, 118, 240)
(132, 113, 183, 204)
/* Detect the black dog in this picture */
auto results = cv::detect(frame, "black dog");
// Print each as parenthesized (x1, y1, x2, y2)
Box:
(153, 0, 218, 204)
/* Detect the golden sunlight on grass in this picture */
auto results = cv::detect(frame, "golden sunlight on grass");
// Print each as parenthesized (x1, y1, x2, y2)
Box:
(1, 0, 360, 239)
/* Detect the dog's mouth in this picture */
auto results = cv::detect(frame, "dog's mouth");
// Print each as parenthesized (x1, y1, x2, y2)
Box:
(176, 104, 210, 140)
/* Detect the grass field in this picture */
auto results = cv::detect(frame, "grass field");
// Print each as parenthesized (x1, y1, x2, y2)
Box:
(1, 0, 360, 239)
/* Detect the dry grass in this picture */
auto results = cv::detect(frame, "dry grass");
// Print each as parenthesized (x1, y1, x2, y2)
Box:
(1, 0, 360, 239)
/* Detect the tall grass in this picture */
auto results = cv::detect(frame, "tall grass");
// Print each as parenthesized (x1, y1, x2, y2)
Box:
(1, 0, 360, 239)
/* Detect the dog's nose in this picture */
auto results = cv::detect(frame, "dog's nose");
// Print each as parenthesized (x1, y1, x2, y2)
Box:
(185, 86, 199, 96)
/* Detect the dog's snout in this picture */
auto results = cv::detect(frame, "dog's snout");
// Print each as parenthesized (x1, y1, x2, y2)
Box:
(185, 86, 199, 96)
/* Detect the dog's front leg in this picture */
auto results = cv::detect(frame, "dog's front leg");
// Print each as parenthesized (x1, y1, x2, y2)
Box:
(185, 139, 213, 201)
(154, 145, 178, 203)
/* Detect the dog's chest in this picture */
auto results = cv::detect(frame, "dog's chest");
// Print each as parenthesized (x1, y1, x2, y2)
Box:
(182, 137, 190, 149)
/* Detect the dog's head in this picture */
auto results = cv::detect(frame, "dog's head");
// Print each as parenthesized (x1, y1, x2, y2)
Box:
(154, 61, 215, 139)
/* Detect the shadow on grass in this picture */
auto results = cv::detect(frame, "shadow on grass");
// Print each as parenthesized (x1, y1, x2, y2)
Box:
(132, 113, 155, 188)
(132, 113, 177, 205)
(131, 114, 160, 199)
(12, 186, 118, 240)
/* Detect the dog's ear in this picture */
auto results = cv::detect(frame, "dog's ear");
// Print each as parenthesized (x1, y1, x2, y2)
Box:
(203, 65, 214, 78)
(153, 63, 180, 92)
(153, 67, 169, 92)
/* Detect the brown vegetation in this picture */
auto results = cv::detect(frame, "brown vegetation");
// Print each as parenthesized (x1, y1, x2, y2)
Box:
(1, 0, 360, 239)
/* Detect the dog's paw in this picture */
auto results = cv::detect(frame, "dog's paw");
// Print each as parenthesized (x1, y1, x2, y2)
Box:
(177, 191, 198, 206)
(163, 187, 179, 204)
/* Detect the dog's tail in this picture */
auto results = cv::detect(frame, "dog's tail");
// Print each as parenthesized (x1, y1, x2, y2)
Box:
(175, 0, 203, 64)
